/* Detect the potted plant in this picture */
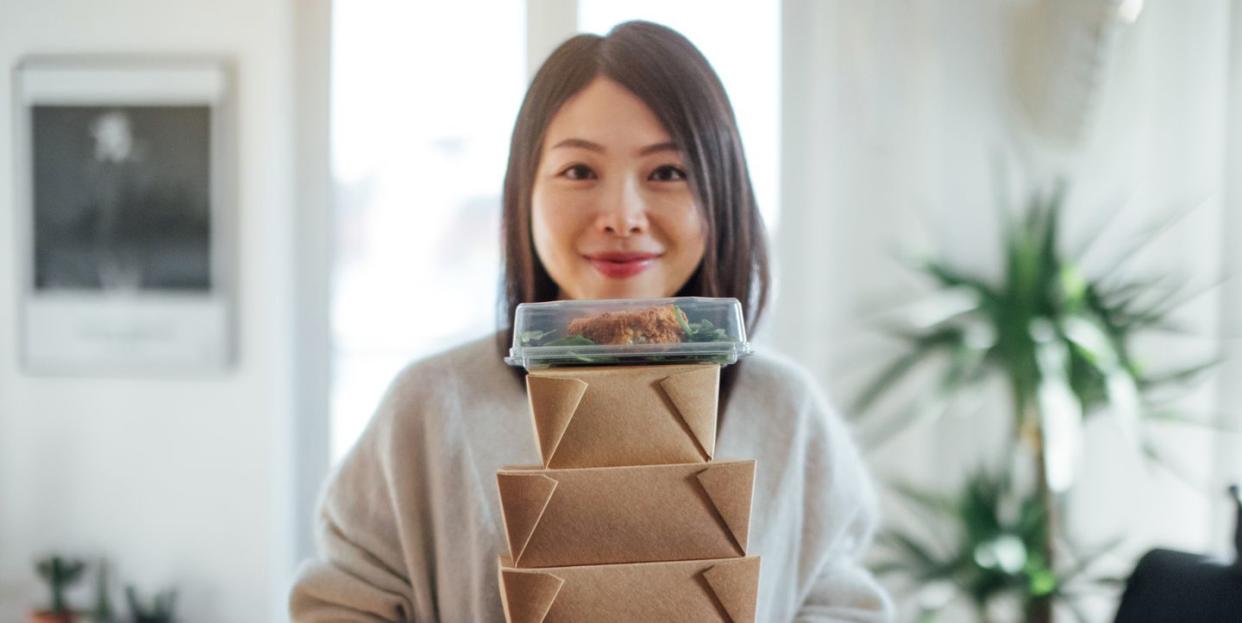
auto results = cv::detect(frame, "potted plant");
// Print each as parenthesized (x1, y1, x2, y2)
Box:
(854, 185, 1222, 621)
(126, 586, 177, 623)
(76, 558, 116, 623)
(31, 556, 86, 623)
(874, 467, 1120, 622)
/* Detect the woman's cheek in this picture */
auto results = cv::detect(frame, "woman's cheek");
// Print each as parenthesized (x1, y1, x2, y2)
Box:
(533, 189, 583, 272)
(657, 199, 706, 249)
(530, 193, 559, 267)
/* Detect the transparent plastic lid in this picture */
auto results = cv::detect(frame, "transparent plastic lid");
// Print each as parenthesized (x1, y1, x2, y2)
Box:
(505, 297, 752, 369)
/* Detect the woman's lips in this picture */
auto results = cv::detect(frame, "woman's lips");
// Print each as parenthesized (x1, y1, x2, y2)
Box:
(585, 252, 659, 279)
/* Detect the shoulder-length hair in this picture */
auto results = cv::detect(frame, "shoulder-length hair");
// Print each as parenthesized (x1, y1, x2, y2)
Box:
(497, 20, 770, 414)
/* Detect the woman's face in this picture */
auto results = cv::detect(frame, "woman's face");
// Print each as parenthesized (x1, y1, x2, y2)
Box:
(531, 76, 707, 300)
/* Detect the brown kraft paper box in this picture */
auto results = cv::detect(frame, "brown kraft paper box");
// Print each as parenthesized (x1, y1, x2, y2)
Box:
(497, 555, 761, 623)
(496, 460, 755, 567)
(501, 300, 759, 623)
(525, 363, 720, 468)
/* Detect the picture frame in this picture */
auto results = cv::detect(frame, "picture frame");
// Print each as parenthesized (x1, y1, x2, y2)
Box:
(13, 57, 236, 375)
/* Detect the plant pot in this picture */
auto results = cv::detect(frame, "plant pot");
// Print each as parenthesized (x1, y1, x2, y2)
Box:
(29, 611, 74, 623)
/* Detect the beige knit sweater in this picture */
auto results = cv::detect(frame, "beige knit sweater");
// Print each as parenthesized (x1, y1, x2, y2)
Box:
(288, 333, 893, 622)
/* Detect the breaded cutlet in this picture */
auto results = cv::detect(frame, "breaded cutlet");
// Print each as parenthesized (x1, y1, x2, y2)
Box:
(566, 304, 685, 345)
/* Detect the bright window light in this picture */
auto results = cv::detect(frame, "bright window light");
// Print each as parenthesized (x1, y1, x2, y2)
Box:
(330, 2, 525, 460)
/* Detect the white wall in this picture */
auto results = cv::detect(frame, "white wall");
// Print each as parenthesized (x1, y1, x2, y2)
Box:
(0, 1, 305, 621)
(1216, 0, 1242, 545)
(775, 0, 1240, 618)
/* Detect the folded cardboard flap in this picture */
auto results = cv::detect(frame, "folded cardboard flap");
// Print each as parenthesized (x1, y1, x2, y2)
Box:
(703, 562, 757, 623)
(526, 364, 720, 468)
(498, 565, 563, 623)
(496, 460, 755, 567)
(657, 365, 719, 454)
(498, 555, 761, 623)
(496, 473, 558, 565)
(695, 461, 753, 553)
(524, 376, 586, 466)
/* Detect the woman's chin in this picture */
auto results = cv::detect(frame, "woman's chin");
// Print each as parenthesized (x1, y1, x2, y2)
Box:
(579, 279, 668, 300)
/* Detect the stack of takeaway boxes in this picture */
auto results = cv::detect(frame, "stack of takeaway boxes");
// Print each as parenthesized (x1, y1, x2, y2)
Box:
(496, 298, 761, 623)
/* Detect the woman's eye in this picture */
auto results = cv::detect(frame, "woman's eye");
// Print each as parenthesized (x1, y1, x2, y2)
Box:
(561, 164, 596, 180)
(650, 165, 687, 182)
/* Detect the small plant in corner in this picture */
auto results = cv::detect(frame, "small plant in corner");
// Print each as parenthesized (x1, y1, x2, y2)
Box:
(31, 555, 86, 623)
(77, 557, 117, 623)
(126, 586, 177, 623)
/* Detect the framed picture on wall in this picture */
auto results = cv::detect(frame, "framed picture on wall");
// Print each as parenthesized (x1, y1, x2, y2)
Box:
(14, 57, 236, 375)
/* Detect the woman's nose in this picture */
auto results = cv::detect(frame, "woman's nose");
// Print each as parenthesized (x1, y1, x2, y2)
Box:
(596, 178, 648, 236)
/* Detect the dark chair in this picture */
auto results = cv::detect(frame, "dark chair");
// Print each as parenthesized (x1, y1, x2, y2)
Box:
(1113, 486, 1242, 622)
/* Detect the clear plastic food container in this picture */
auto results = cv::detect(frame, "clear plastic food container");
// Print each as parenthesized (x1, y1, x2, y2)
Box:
(505, 297, 752, 369)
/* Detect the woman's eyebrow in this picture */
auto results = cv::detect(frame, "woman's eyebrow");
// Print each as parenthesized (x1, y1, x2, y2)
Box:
(551, 138, 680, 156)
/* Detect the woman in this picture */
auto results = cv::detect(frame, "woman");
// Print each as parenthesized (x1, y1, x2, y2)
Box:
(290, 20, 891, 622)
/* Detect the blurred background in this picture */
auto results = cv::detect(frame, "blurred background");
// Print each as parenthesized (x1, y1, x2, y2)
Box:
(1, 0, 1239, 621)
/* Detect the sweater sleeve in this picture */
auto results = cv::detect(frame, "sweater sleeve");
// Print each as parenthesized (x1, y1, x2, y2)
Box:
(289, 369, 434, 622)
(793, 378, 894, 623)
(793, 509, 892, 622)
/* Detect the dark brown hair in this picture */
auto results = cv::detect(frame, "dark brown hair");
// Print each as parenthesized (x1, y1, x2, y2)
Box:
(497, 20, 770, 414)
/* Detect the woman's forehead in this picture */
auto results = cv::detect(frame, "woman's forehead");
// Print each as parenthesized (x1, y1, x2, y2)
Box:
(543, 77, 676, 156)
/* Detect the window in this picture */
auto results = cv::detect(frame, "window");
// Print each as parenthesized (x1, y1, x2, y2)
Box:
(331, 3, 525, 460)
